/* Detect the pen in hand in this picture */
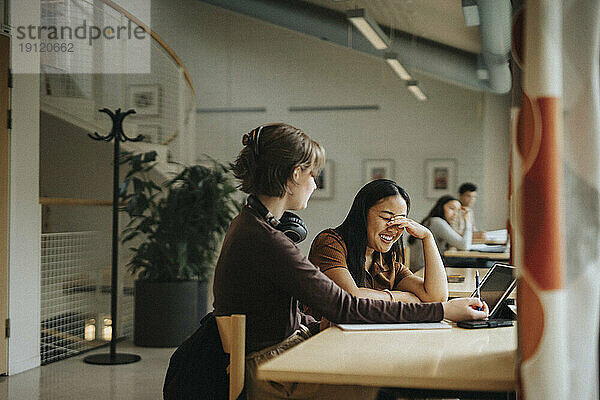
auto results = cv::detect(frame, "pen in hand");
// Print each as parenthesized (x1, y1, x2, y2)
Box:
(474, 270, 483, 311)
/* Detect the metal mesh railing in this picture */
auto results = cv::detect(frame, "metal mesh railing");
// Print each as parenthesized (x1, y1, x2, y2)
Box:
(40, 231, 134, 365)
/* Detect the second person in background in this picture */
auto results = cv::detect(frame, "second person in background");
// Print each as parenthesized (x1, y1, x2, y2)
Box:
(309, 179, 448, 313)
(453, 182, 486, 240)
(408, 195, 472, 272)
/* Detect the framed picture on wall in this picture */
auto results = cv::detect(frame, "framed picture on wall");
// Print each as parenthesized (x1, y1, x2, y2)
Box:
(363, 159, 394, 183)
(425, 158, 457, 199)
(128, 84, 161, 116)
(312, 160, 333, 199)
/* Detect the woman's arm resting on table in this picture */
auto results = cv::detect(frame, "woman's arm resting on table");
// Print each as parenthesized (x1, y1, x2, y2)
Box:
(390, 290, 422, 303)
(323, 264, 489, 322)
(324, 265, 488, 322)
(430, 217, 472, 250)
(323, 267, 400, 301)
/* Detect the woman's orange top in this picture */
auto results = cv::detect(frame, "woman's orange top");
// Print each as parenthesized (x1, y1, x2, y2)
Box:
(308, 229, 412, 290)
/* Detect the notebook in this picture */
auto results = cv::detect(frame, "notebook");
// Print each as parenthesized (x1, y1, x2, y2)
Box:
(484, 229, 508, 243)
(469, 243, 507, 253)
(337, 322, 451, 331)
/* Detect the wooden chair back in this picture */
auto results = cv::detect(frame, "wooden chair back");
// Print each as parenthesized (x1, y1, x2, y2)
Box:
(216, 314, 246, 400)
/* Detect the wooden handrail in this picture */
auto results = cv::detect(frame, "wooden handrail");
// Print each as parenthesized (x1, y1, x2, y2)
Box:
(100, 0, 196, 96)
(40, 197, 114, 207)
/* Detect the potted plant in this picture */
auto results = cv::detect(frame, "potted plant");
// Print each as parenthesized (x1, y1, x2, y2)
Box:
(119, 151, 240, 347)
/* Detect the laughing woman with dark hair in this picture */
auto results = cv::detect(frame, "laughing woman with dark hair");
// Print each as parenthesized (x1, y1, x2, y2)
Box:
(309, 179, 448, 308)
(213, 125, 487, 400)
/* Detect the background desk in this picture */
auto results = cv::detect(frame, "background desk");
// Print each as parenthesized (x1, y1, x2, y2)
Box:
(442, 250, 511, 296)
(257, 325, 517, 395)
(444, 249, 510, 261)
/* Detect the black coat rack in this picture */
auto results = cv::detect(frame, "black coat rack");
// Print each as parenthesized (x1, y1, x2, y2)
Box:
(84, 108, 142, 365)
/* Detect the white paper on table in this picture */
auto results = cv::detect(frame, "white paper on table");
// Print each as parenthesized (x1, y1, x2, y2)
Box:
(336, 322, 452, 331)
(484, 229, 508, 242)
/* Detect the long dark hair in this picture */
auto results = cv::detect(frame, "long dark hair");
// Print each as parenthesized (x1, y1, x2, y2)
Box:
(335, 179, 410, 286)
(408, 195, 458, 244)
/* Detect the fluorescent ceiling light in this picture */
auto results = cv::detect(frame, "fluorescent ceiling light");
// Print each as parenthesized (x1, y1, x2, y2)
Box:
(346, 9, 390, 50)
(385, 52, 412, 80)
(462, 0, 480, 27)
(407, 80, 427, 101)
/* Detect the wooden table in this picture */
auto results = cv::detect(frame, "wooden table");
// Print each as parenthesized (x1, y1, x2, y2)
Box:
(257, 324, 517, 396)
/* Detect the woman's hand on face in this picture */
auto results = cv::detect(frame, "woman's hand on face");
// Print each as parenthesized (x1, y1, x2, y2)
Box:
(386, 217, 432, 240)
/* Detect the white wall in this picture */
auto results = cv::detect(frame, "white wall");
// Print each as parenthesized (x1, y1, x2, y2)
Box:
(151, 0, 511, 254)
(39, 112, 114, 233)
(481, 92, 511, 230)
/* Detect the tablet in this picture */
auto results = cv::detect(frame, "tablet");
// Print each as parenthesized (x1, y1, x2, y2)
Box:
(471, 263, 516, 319)
(457, 319, 513, 329)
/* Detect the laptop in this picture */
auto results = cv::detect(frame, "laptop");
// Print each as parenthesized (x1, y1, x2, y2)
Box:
(457, 263, 516, 328)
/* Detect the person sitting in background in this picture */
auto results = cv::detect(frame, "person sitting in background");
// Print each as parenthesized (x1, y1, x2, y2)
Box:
(408, 195, 472, 272)
(453, 182, 486, 240)
(213, 124, 487, 399)
(308, 179, 448, 314)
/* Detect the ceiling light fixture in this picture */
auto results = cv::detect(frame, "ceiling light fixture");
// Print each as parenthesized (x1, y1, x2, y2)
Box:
(346, 9, 390, 50)
(384, 52, 412, 80)
(461, 0, 480, 27)
(407, 80, 427, 101)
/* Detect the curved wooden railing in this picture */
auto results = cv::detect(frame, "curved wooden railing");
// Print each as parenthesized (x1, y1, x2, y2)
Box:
(40, 0, 197, 165)
(40, 197, 130, 207)
(100, 0, 195, 96)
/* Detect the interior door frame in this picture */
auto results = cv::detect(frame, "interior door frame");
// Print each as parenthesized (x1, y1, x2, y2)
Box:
(0, 32, 10, 375)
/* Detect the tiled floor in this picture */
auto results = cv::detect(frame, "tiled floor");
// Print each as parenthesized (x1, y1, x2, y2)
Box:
(0, 342, 176, 400)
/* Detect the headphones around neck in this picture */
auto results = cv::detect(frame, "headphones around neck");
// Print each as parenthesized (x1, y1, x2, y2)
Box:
(246, 195, 307, 243)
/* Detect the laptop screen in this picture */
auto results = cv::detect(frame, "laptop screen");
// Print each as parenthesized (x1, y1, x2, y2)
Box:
(471, 264, 516, 318)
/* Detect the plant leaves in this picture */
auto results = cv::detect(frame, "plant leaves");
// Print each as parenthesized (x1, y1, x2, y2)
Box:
(119, 156, 241, 282)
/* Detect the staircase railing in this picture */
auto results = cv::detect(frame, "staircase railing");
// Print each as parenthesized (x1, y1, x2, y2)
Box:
(40, 0, 196, 166)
